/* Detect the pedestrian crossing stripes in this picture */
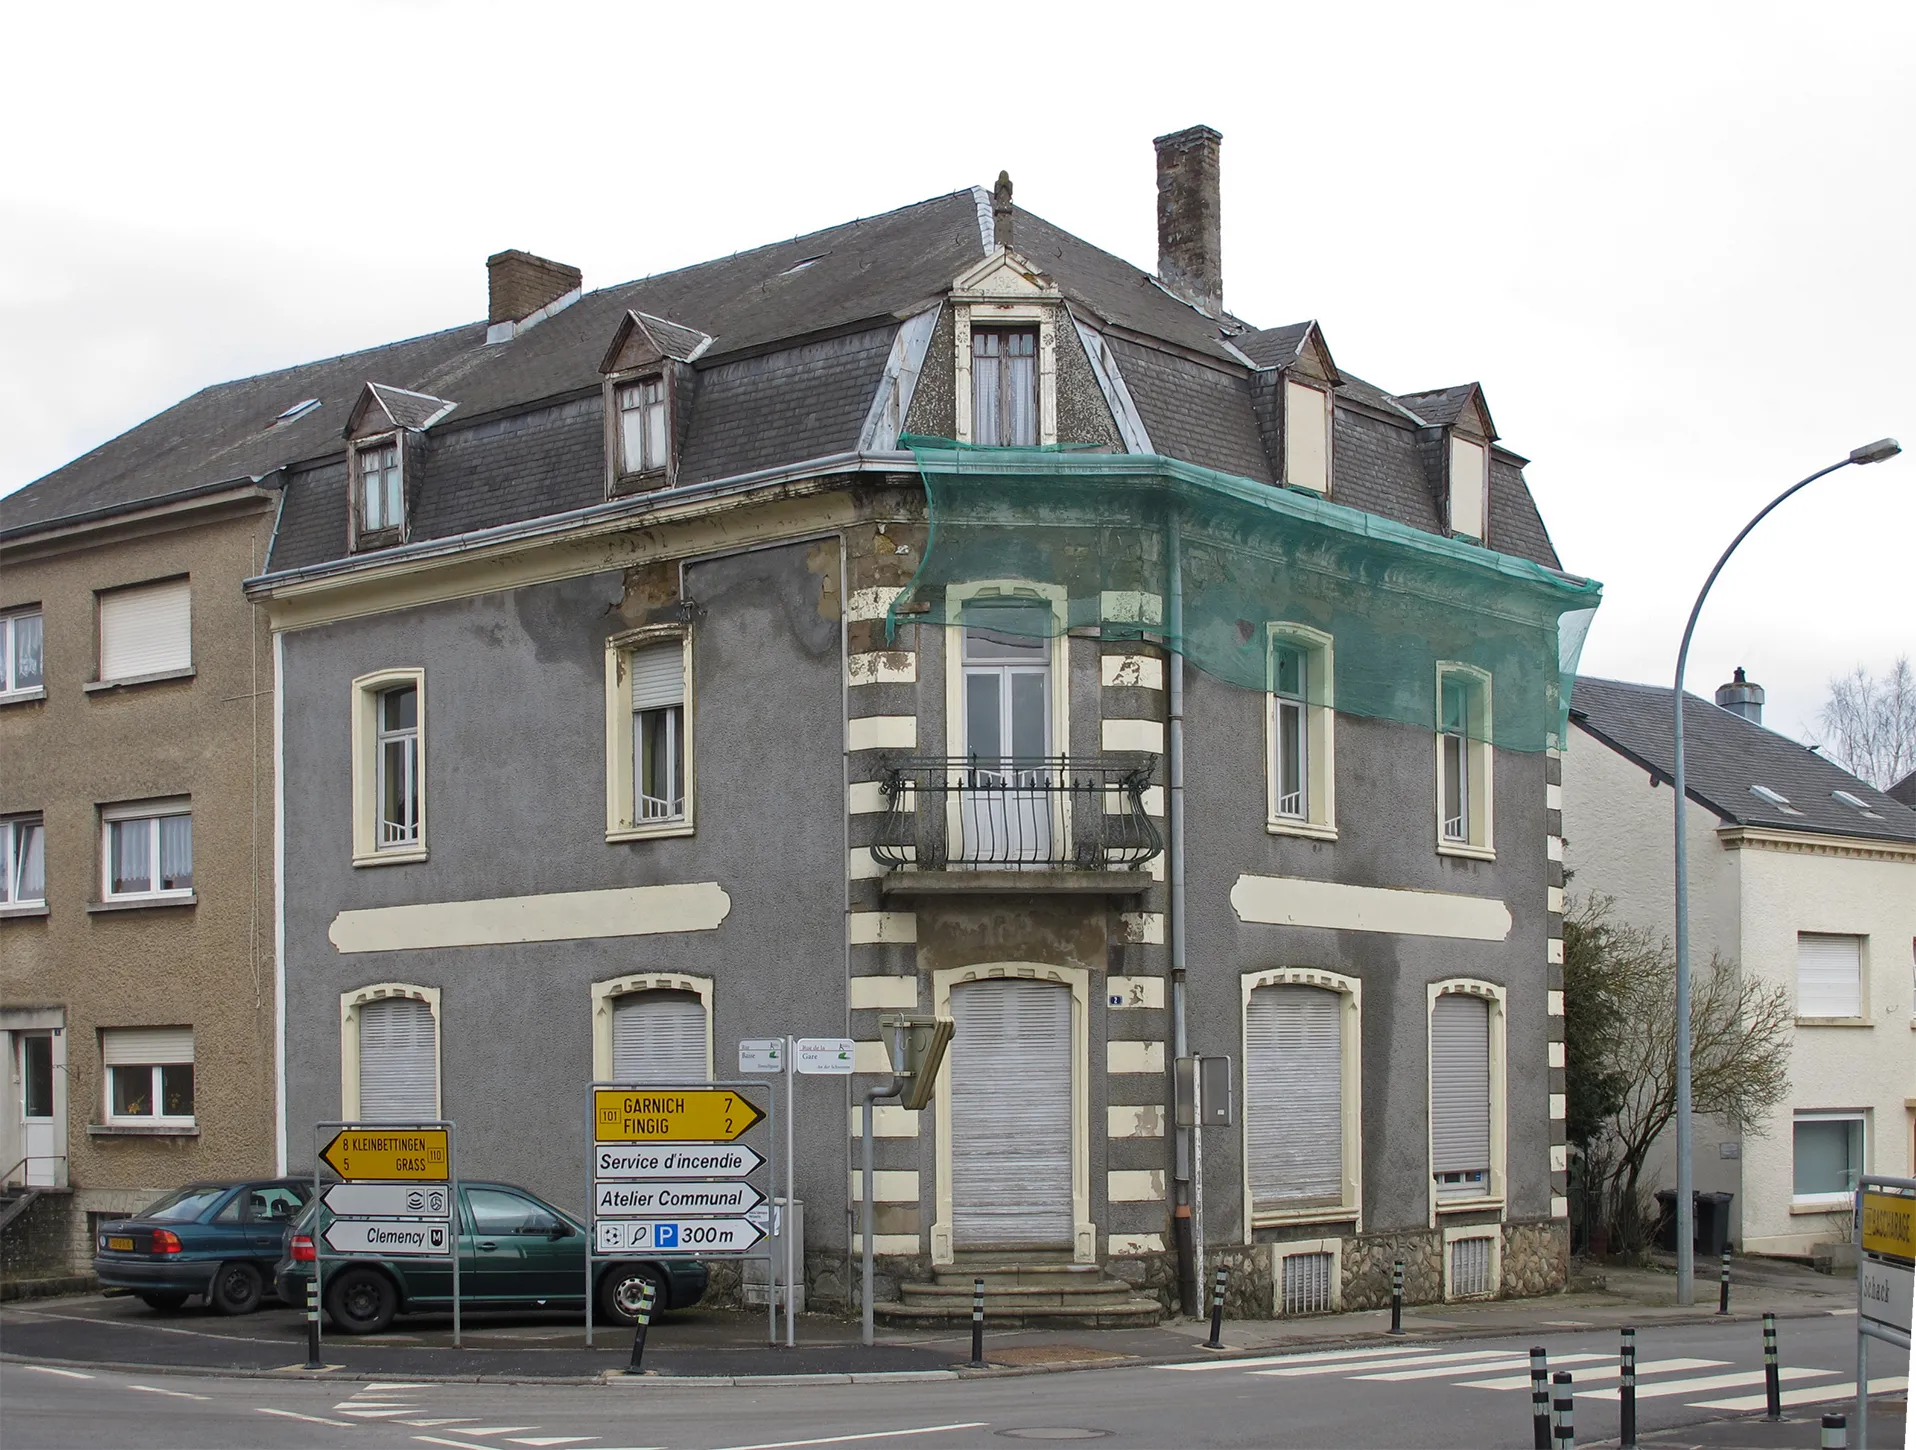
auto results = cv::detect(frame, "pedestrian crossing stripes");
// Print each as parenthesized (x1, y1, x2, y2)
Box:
(1161, 1342, 1889, 1414)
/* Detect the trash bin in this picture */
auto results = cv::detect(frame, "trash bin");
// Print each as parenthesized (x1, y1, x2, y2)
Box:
(1695, 1191, 1735, 1257)
(1654, 1189, 1679, 1251)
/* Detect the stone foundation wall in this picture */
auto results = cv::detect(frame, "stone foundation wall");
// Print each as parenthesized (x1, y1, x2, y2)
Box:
(1, 1191, 76, 1283)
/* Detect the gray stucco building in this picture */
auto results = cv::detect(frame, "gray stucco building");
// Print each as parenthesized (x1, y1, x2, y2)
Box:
(47, 127, 1596, 1320)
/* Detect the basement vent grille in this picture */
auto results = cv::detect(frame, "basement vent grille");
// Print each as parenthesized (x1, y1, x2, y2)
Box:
(1450, 1236, 1493, 1299)
(1280, 1250, 1334, 1316)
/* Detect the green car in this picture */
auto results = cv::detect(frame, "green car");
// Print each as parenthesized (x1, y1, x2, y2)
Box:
(274, 1180, 707, 1334)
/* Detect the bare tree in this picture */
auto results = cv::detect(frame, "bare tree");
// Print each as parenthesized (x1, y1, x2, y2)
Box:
(1815, 655, 1916, 789)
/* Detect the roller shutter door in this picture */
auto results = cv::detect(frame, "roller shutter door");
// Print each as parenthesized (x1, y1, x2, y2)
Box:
(1430, 993, 1491, 1178)
(99, 579, 191, 681)
(629, 644, 684, 710)
(1246, 985, 1342, 1211)
(101, 1026, 194, 1065)
(950, 978, 1072, 1248)
(358, 997, 437, 1120)
(612, 990, 707, 1081)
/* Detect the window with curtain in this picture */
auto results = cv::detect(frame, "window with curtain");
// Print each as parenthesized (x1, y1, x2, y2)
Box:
(2, 610, 42, 694)
(357, 441, 403, 534)
(358, 996, 438, 1120)
(1272, 643, 1309, 819)
(103, 803, 192, 900)
(1430, 992, 1492, 1200)
(1245, 984, 1345, 1214)
(101, 1027, 195, 1123)
(960, 601, 1053, 862)
(630, 643, 686, 822)
(611, 990, 707, 1081)
(376, 684, 420, 848)
(972, 328, 1038, 446)
(1440, 677, 1471, 841)
(618, 377, 670, 475)
(1436, 669, 1491, 851)
(3, 816, 45, 905)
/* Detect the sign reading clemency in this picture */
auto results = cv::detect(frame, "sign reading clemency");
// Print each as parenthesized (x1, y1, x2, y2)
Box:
(324, 1217, 451, 1256)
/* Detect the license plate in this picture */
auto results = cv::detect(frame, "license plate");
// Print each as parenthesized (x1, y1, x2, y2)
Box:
(108, 1237, 134, 1251)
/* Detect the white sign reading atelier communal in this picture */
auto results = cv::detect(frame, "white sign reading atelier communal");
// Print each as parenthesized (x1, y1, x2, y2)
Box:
(593, 1143, 764, 1180)
(594, 1180, 767, 1218)
(324, 1217, 450, 1256)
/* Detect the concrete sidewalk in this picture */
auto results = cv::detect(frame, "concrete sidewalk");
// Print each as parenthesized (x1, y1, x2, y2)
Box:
(0, 1254, 1864, 1386)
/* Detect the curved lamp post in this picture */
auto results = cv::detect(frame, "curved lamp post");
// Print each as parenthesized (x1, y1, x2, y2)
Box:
(1669, 437, 1901, 1304)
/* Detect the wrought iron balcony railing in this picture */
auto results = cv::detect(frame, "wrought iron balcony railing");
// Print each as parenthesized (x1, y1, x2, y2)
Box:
(869, 756, 1162, 872)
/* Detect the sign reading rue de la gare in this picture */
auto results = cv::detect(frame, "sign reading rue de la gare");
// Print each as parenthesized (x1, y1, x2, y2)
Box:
(593, 1088, 764, 1143)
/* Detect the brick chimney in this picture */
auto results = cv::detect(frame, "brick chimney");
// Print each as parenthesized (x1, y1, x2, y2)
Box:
(1715, 666, 1765, 724)
(487, 249, 582, 327)
(1154, 125, 1223, 316)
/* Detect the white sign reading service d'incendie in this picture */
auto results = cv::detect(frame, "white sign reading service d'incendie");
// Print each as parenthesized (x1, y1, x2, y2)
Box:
(593, 1144, 764, 1180)
(595, 1180, 766, 1218)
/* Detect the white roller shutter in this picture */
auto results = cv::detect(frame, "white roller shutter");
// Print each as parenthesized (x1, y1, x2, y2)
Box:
(629, 643, 685, 711)
(101, 1026, 194, 1065)
(358, 997, 437, 1120)
(1431, 993, 1491, 1175)
(612, 991, 707, 1081)
(1284, 380, 1329, 493)
(1246, 985, 1343, 1210)
(951, 978, 1072, 1248)
(1796, 934, 1862, 1018)
(99, 579, 191, 680)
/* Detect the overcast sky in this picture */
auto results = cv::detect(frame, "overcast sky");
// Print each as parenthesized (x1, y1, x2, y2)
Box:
(4, 1, 1909, 748)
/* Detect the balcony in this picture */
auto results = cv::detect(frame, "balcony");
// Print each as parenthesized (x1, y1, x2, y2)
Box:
(870, 756, 1161, 894)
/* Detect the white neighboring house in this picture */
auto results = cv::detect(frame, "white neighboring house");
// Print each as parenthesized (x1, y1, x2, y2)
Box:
(1561, 670, 1916, 1257)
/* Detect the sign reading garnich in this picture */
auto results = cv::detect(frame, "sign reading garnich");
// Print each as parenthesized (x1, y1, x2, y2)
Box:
(593, 1088, 764, 1143)
(320, 1128, 449, 1182)
(594, 1217, 766, 1254)
(324, 1217, 451, 1256)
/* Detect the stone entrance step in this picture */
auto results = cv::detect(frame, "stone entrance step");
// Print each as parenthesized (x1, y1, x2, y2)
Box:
(877, 1253, 1163, 1329)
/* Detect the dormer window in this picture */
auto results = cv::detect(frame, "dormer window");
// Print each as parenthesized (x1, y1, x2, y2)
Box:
(1448, 435, 1488, 541)
(971, 328, 1038, 446)
(618, 378, 670, 477)
(1284, 380, 1331, 493)
(356, 441, 403, 536)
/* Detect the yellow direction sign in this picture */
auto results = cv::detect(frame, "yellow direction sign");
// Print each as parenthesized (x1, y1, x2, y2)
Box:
(321, 1128, 449, 1182)
(595, 1089, 764, 1144)
(1861, 1187, 1914, 1265)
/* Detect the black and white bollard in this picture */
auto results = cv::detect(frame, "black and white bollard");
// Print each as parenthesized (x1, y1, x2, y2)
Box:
(1619, 1327, 1637, 1450)
(1762, 1312, 1781, 1421)
(1529, 1347, 1551, 1450)
(969, 1278, 986, 1368)
(1387, 1260, 1406, 1336)
(1820, 1412, 1847, 1449)
(625, 1282, 657, 1375)
(1204, 1267, 1228, 1350)
(1717, 1249, 1731, 1315)
(304, 1278, 322, 1370)
(1551, 1370, 1576, 1449)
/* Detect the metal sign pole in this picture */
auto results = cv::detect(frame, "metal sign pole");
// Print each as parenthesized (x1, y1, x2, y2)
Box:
(311, 1123, 324, 1362)
(784, 1034, 796, 1349)
(447, 1120, 460, 1350)
(584, 1090, 595, 1351)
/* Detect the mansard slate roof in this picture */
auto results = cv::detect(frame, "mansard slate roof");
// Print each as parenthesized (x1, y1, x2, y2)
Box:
(5, 187, 1565, 580)
(1570, 675, 1916, 844)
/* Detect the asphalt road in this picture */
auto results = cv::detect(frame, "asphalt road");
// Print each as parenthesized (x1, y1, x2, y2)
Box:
(2, 1313, 1904, 1449)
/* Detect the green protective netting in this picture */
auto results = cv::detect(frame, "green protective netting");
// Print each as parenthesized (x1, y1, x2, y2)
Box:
(887, 437, 1601, 753)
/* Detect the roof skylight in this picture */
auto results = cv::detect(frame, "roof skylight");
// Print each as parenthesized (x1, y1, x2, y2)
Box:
(275, 398, 321, 425)
(779, 254, 828, 277)
(1831, 789, 1884, 819)
(1749, 785, 1802, 814)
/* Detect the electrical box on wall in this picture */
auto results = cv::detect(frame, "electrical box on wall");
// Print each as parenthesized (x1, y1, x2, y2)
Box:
(1175, 1055, 1234, 1128)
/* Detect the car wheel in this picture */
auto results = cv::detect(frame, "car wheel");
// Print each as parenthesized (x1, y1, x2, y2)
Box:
(137, 1291, 190, 1312)
(599, 1263, 667, 1324)
(210, 1261, 264, 1316)
(325, 1266, 397, 1335)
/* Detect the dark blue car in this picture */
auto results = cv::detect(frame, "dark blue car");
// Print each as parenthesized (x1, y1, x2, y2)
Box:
(93, 1179, 312, 1314)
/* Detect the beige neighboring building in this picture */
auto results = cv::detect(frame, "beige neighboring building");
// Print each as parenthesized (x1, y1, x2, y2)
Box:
(1, 466, 278, 1279)
(1562, 671, 1916, 1259)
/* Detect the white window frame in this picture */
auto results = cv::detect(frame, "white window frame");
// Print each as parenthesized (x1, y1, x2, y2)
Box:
(1265, 624, 1336, 839)
(589, 973, 715, 1081)
(100, 1029, 196, 1128)
(95, 577, 192, 684)
(351, 668, 427, 866)
(1790, 1110, 1867, 1211)
(339, 983, 441, 1120)
(1283, 379, 1333, 494)
(968, 325, 1041, 447)
(952, 301, 1058, 447)
(99, 798, 193, 904)
(1, 608, 45, 698)
(2, 815, 46, 908)
(604, 625, 694, 842)
(1435, 663, 1494, 859)
(616, 375, 671, 477)
(354, 436, 405, 539)
(1794, 932, 1866, 1023)
(1241, 968, 1363, 1232)
(1426, 978, 1507, 1226)
(1447, 433, 1489, 542)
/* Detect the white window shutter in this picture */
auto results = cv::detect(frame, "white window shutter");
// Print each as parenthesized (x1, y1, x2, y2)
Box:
(1796, 934, 1862, 1018)
(101, 1027, 194, 1065)
(949, 978, 1074, 1247)
(629, 643, 685, 712)
(1448, 438, 1487, 539)
(1430, 993, 1491, 1175)
(1246, 985, 1343, 1209)
(1284, 381, 1329, 493)
(99, 579, 191, 680)
(611, 991, 707, 1080)
(358, 997, 437, 1119)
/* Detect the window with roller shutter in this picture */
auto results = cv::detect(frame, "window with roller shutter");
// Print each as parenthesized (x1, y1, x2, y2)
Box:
(1795, 933, 1863, 1019)
(357, 996, 438, 1120)
(611, 990, 708, 1081)
(1246, 985, 1344, 1214)
(97, 578, 191, 683)
(1430, 991, 1492, 1201)
(949, 978, 1073, 1248)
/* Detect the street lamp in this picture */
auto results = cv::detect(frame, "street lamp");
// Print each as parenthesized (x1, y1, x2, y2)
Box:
(1669, 437, 1901, 1304)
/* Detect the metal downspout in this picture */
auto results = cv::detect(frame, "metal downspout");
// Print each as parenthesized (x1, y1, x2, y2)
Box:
(1168, 510, 1198, 1318)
